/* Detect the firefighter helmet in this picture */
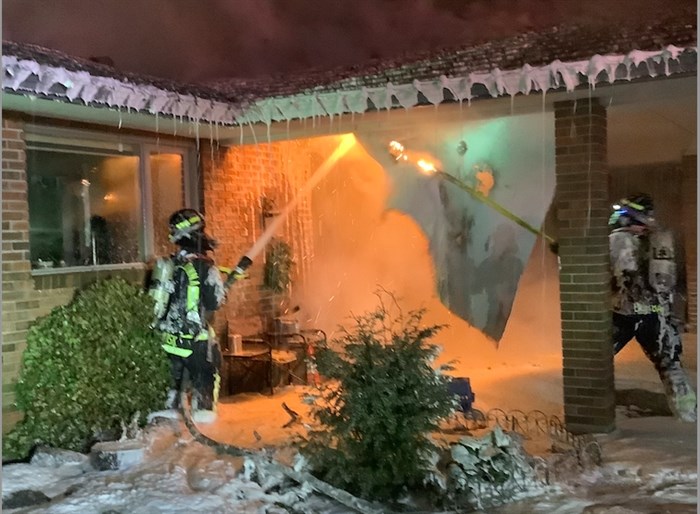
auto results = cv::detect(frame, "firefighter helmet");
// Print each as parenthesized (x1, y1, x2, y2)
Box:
(609, 193, 655, 228)
(168, 208, 206, 244)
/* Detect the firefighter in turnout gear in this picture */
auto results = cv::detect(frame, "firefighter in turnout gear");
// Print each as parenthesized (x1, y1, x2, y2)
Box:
(149, 209, 232, 424)
(609, 194, 696, 422)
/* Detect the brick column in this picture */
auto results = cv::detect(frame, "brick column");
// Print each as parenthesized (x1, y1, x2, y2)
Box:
(681, 154, 696, 332)
(554, 98, 615, 434)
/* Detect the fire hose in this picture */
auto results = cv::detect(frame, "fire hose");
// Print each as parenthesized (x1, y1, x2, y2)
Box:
(435, 171, 559, 254)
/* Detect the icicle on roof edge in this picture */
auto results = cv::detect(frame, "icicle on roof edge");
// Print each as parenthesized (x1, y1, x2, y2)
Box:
(237, 45, 696, 127)
(2, 45, 696, 129)
(2, 54, 243, 124)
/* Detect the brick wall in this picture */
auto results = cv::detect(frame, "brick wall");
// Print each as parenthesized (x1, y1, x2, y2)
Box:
(201, 139, 315, 342)
(554, 98, 615, 434)
(2, 117, 33, 430)
(1, 117, 147, 433)
(681, 155, 697, 332)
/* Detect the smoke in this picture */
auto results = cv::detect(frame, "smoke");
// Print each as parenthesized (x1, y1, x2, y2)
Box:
(3, 0, 693, 82)
(291, 136, 563, 375)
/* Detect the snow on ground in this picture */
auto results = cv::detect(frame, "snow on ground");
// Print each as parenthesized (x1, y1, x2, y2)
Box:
(3, 381, 696, 513)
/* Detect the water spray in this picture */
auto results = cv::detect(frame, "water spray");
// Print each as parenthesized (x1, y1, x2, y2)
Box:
(224, 134, 357, 288)
(388, 140, 558, 252)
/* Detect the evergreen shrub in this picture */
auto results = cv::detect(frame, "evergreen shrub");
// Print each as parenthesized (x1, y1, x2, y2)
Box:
(301, 294, 456, 502)
(3, 278, 169, 460)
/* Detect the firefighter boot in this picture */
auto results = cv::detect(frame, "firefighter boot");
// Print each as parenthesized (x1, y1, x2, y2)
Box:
(660, 365, 697, 422)
(147, 389, 182, 423)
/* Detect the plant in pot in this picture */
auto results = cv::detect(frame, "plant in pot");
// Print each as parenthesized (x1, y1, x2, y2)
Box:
(261, 238, 295, 333)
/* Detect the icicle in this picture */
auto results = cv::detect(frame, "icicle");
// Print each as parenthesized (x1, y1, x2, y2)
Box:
(248, 121, 258, 145)
(209, 120, 214, 166)
(510, 95, 515, 116)
(569, 99, 577, 138)
(585, 85, 593, 234)
(239, 123, 244, 145)
(118, 109, 123, 129)
(541, 89, 547, 303)
(195, 118, 200, 154)
(266, 121, 271, 145)
(286, 119, 290, 140)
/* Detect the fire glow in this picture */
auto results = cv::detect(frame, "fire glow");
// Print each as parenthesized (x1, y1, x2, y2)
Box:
(243, 134, 356, 262)
(389, 140, 440, 174)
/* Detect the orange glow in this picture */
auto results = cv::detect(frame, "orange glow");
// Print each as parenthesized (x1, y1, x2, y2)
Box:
(416, 159, 437, 175)
(388, 140, 442, 176)
(207, 134, 565, 415)
(474, 165, 495, 196)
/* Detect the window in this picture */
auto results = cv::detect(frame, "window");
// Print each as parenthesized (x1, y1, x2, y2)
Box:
(150, 152, 186, 257)
(26, 128, 195, 270)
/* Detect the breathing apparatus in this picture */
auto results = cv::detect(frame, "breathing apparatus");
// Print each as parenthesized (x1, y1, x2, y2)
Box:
(150, 209, 254, 326)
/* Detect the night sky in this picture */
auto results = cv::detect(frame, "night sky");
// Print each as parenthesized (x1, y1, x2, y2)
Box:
(2, 0, 692, 84)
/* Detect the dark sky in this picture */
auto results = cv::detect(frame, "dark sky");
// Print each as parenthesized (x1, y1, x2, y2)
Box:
(2, 0, 692, 84)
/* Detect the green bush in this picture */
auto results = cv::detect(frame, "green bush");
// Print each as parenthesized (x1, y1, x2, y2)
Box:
(301, 294, 456, 503)
(263, 238, 294, 293)
(3, 278, 169, 460)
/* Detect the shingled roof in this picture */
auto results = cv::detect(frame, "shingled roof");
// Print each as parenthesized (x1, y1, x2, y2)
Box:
(207, 6, 697, 101)
(2, 40, 238, 103)
(2, 40, 245, 123)
(2, 5, 696, 127)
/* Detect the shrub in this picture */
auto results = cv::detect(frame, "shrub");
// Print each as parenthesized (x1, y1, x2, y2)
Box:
(301, 293, 456, 503)
(3, 278, 169, 460)
(263, 238, 294, 293)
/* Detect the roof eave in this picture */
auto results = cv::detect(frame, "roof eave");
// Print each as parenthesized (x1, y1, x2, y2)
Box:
(235, 46, 697, 126)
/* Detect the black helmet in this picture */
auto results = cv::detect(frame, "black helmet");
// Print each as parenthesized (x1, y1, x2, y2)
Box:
(168, 208, 217, 251)
(609, 193, 655, 228)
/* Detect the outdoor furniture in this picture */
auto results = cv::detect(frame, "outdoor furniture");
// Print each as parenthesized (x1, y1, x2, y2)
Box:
(222, 338, 273, 395)
(222, 327, 328, 396)
(264, 331, 307, 382)
(267, 328, 328, 384)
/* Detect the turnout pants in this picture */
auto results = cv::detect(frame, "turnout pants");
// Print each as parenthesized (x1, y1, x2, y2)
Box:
(166, 338, 222, 412)
(613, 311, 696, 421)
(613, 312, 682, 370)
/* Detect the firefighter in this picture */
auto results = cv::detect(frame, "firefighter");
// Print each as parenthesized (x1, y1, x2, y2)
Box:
(149, 208, 233, 424)
(609, 193, 696, 422)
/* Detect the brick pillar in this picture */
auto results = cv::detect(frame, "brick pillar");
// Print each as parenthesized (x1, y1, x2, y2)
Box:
(554, 98, 615, 434)
(681, 154, 697, 332)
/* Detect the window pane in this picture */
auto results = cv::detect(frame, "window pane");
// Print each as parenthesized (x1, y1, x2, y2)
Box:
(150, 153, 185, 256)
(27, 144, 141, 268)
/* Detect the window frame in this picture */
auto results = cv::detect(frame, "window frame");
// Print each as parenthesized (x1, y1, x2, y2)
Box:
(25, 124, 198, 274)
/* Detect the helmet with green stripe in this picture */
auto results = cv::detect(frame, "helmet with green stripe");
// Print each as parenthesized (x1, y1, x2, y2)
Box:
(169, 208, 205, 243)
(609, 193, 655, 228)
